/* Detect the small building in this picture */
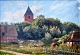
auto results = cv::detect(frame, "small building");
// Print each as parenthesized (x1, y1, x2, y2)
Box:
(24, 6, 34, 23)
(64, 31, 80, 47)
(0, 25, 18, 43)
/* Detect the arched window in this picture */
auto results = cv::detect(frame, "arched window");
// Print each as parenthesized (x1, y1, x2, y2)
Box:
(28, 16, 30, 19)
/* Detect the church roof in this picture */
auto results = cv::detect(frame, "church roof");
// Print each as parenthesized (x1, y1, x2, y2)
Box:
(24, 6, 33, 16)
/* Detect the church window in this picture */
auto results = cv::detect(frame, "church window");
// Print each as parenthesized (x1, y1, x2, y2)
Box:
(28, 16, 30, 19)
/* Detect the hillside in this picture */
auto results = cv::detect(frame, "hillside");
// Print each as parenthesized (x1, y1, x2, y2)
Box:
(14, 16, 80, 45)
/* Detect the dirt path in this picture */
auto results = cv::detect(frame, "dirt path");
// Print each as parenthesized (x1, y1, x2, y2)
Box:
(0, 50, 30, 55)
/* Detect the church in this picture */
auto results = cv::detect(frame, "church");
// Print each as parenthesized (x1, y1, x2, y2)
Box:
(24, 6, 34, 23)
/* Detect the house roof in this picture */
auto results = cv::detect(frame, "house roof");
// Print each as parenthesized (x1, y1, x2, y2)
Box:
(24, 6, 33, 16)
(0, 25, 18, 37)
(66, 31, 80, 42)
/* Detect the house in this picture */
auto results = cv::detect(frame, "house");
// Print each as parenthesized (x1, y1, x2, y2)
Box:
(0, 25, 18, 43)
(24, 6, 34, 23)
(64, 31, 80, 47)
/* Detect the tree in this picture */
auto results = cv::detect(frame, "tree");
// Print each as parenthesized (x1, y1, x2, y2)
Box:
(57, 34, 69, 44)
(41, 38, 52, 46)
(37, 15, 45, 19)
(45, 32, 52, 40)
(50, 26, 61, 38)
(23, 25, 45, 40)
(62, 30, 66, 35)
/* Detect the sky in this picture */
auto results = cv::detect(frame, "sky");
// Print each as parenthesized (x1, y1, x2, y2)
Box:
(0, 0, 80, 26)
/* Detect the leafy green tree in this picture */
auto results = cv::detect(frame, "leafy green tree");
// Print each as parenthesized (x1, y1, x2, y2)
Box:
(37, 15, 45, 19)
(62, 22, 80, 34)
(41, 38, 52, 46)
(50, 26, 61, 38)
(52, 38, 59, 42)
(23, 25, 45, 40)
(45, 32, 52, 40)
(62, 30, 66, 35)
(14, 15, 80, 41)
(15, 22, 30, 39)
(57, 34, 69, 44)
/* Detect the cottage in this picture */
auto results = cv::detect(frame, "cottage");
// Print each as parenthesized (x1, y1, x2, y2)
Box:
(0, 25, 18, 43)
(64, 31, 80, 47)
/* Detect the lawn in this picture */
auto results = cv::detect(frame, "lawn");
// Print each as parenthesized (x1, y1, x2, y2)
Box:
(0, 51, 14, 55)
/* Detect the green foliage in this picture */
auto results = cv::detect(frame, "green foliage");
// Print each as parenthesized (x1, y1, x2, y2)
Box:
(14, 15, 80, 41)
(0, 51, 14, 55)
(45, 32, 52, 40)
(57, 34, 69, 44)
(37, 15, 45, 19)
(15, 22, 31, 39)
(62, 22, 80, 33)
(50, 26, 61, 38)
(41, 38, 52, 46)
(23, 25, 45, 39)
(52, 38, 59, 42)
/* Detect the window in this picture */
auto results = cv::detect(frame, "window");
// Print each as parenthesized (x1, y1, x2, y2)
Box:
(74, 42, 78, 45)
(28, 16, 30, 19)
(2, 32, 5, 36)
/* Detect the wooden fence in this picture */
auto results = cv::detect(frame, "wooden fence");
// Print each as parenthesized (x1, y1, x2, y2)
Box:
(50, 50, 80, 55)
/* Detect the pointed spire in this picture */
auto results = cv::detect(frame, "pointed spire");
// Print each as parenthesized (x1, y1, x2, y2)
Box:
(24, 6, 33, 16)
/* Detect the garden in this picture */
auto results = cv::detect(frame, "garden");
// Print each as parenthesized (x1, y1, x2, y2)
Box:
(1, 42, 80, 55)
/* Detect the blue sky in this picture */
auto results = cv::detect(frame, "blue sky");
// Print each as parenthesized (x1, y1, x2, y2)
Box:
(0, 0, 80, 25)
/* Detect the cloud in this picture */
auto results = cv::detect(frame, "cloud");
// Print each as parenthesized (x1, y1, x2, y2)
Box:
(77, 0, 80, 3)
(1, 3, 43, 23)
(16, 1, 27, 8)
(1, 9, 26, 23)
(78, 7, 80, 9)
(30, 4, 43, 18)
(31, 4, 43, 13)
(49, 1, 66, 11)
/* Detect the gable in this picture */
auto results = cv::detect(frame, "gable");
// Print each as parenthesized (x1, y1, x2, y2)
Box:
(0, 25, 18, 37)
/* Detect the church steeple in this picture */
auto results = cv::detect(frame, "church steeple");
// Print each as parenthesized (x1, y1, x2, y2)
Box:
(24, 6, 33, 15)
(24, 6, 34, 23)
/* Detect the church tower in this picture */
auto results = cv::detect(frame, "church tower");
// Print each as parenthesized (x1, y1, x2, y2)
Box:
(24, 6, 34, 23)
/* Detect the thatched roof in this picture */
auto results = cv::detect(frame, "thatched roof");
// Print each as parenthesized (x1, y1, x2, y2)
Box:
(0, 25, 18, 37)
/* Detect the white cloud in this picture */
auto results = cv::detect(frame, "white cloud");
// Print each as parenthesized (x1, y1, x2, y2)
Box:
(50, 1, 67, 11)
(78, 7, 80, 9)
(30, 4, 43, 18)
(16, 1, 26, 8)
(1, 9, 26, 23)
(1, 3, 43, 23)
(77, 0, 80, 3)
(31, 5, 43, 13)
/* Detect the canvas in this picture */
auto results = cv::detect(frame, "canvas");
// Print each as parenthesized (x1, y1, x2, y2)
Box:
(0, 0, 80, 55)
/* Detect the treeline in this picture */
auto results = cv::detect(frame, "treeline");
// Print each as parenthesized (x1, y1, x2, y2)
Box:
(14, 15, 80, 41)
(1, 15, 80, 45)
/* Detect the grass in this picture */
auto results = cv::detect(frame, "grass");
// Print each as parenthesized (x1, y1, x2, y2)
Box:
(0, 51, 14, 55)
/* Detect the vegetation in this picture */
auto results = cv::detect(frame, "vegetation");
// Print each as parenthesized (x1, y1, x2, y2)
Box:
(0, 51, 14, 55)
(50, 44, 80, 55)
(1, 15, 80, 46)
